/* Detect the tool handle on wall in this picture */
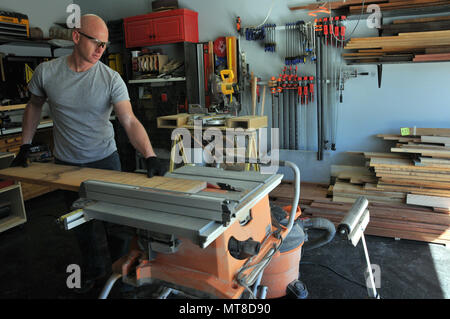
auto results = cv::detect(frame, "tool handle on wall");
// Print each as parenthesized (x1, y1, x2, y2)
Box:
(309, 76, 315, 103)
(252, 74, 257, 116)
(334, 17, 340, 43)
(298, 85, 303, 104)
(261, 85, 266, 116)
(340, 16, 346, 47)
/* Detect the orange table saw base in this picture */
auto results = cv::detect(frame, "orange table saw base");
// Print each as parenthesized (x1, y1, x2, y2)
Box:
(113, 195, 301, 299)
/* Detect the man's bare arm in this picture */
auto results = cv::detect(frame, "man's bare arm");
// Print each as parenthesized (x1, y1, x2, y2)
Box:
(22, 94, 46, 144)
(113, 100, 156, 158)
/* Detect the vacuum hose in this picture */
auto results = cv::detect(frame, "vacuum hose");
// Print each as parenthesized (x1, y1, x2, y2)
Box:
(300, 217, 336, 251)
(98, 273, 123, 299)
(279, 160, 300, 237)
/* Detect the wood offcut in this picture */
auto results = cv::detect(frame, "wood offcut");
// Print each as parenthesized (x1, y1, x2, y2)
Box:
(0, 162, 206, 193)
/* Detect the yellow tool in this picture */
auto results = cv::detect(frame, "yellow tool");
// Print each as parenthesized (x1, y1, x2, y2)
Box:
(225, 36, 237, 84)
(0, 12, 29, 37)
(24, 64, 33, 83)
(108, 53, 123, 76)
(220, 69, 235, 103)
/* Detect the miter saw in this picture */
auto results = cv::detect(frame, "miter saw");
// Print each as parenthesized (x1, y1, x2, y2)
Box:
(208, 69, 240, 115)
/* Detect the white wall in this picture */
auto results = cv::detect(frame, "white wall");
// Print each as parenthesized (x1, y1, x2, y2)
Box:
(0, 0, 74, 56)
(0, 0, 73, 38)
(74, 0, 450, 182)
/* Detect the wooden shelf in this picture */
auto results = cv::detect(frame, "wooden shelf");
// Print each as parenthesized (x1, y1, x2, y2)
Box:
(1, 120, 53, 135)
(128, 77, 186, 84)
(0, 184, 26, 234)
(0, 104, 27, 112)
(346, 4, 450, 20)
(0, 35, 73, 48)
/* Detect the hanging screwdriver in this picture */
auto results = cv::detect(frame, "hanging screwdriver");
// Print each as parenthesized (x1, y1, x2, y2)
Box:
(340, 16, 347, 48)
(303, 76, 309, 105)
(309, 76, 315, 103)
(298, 76, 303, 104)
(334, 17, 340, 46)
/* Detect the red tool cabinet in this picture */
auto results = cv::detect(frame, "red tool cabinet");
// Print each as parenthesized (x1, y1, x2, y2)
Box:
(124, 9, 198, 48)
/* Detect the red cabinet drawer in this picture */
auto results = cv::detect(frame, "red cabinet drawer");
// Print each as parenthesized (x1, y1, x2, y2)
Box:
(124, 9, 198, 48)
(153, 15, 183, 44)
(125, 19, 154, 48)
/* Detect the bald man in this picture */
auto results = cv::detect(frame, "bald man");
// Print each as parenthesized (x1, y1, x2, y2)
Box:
(13, 14, 165, 176)
(12, 14, 165, 294)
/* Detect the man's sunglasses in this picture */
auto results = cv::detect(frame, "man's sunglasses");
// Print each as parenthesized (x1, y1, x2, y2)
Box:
(77, 30, 109, 49)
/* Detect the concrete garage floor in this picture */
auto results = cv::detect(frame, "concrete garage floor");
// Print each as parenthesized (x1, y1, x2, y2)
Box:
(0, 190, 449, 300)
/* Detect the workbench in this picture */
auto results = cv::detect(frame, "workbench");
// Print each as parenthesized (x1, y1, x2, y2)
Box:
(157, 113, 268, 172)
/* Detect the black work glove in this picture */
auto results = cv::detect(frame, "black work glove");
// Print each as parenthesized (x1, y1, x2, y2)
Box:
(10, 144, 32, 167)
(146, 156, 167, 178)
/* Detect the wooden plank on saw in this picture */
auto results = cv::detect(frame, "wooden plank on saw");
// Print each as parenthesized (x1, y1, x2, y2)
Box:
(0, 162, 206, 193)
(406, 194, 450, 209)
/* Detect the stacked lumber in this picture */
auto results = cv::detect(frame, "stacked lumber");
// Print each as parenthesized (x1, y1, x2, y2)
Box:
(327, 128, 450, 211)
(303, 201, 450, 246)
(289, 0, 450, 14)
(375, 128, 450, 211)
(344, 30, 450, 64)
(269, 127, 450, 245)
(347, 0, 450, 15)
(289, 0, 387, 11)
(269, 181, 450, 246)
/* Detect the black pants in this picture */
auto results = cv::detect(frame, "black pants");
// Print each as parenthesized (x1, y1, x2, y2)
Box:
(56, 151, 135, 281)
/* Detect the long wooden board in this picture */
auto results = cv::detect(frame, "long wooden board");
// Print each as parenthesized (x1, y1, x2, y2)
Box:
(370, 157, 450, 172)
(304, 209, 450, 244)
(406, 194, 450, 209)
(0, 162, 206, 193)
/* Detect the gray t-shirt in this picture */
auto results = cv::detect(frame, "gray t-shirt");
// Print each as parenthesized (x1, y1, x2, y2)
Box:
(28, 55, 129, 164)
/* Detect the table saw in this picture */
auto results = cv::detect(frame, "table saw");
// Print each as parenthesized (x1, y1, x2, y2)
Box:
(59, 162, 302, 299)
(0, 161, 304, 299)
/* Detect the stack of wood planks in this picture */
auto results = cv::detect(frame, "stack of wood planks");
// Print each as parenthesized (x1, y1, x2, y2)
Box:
(344, 30, 450, 64)
(347, 0, 450, 15)
(289, 0, 450, 15)
(269, 181, 450, 246)
(376, 127, 450, 212)
(328, 128, 450, 211)
(269, 127, 450, 245)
